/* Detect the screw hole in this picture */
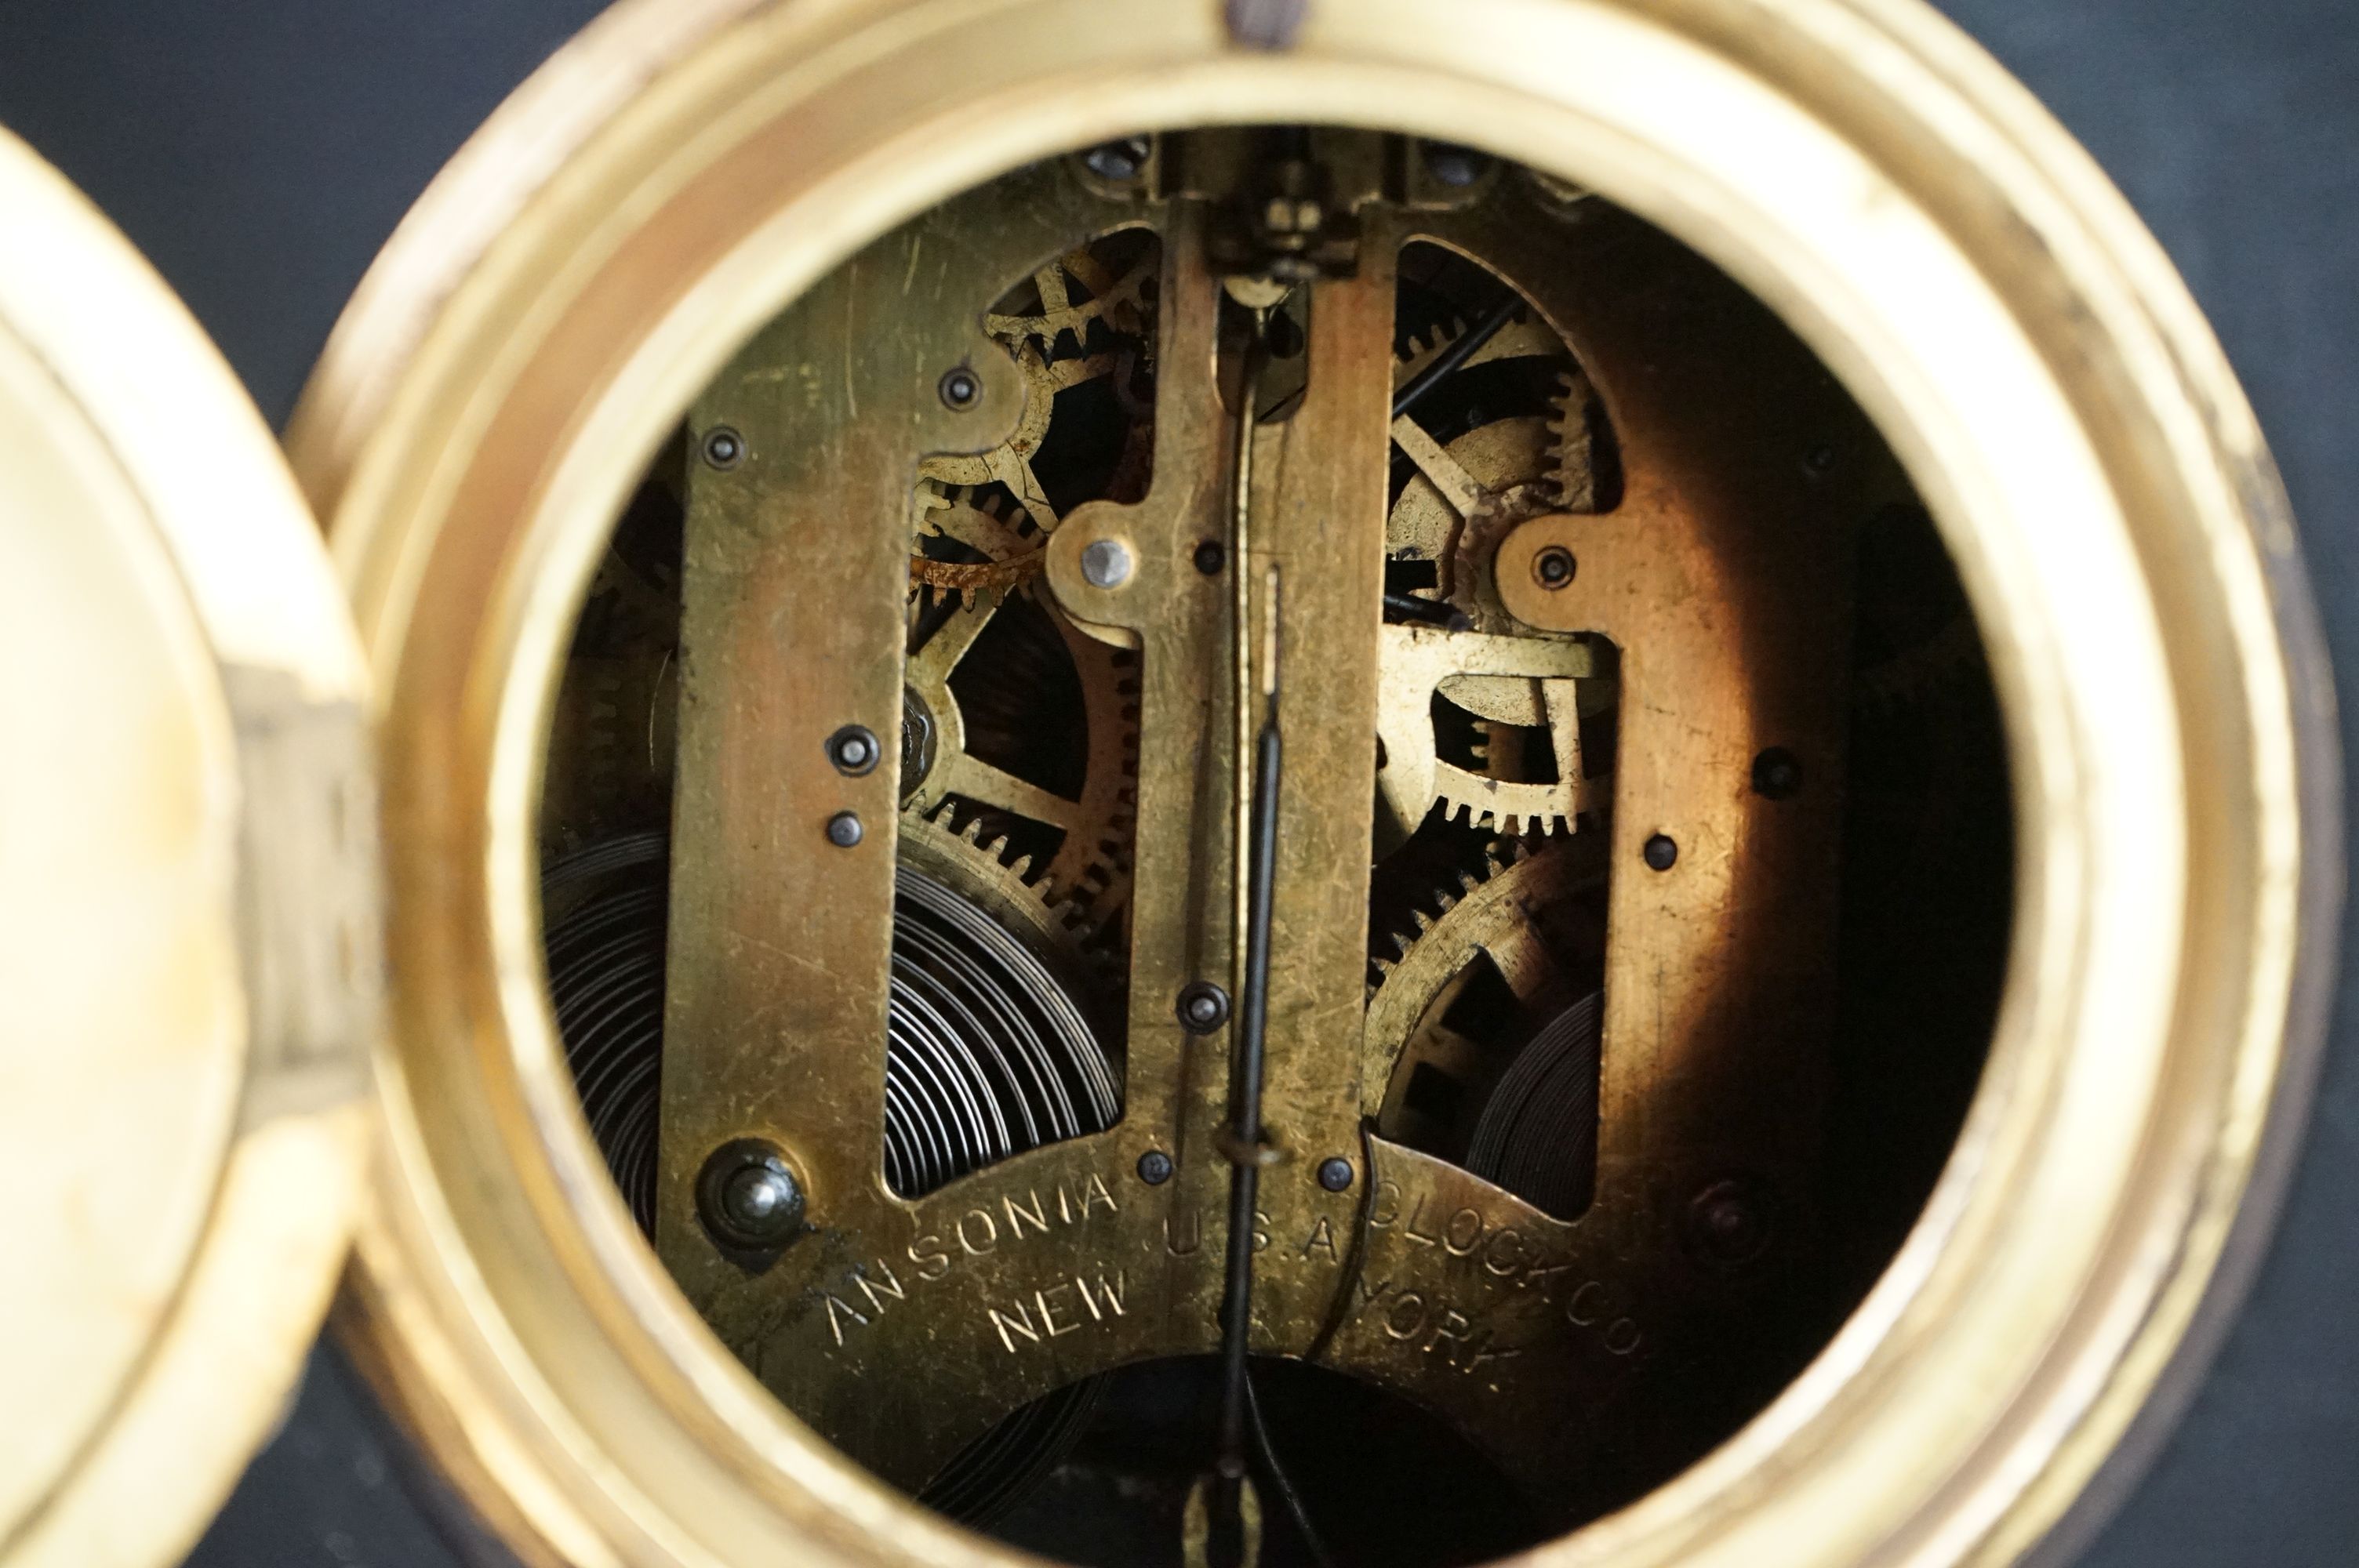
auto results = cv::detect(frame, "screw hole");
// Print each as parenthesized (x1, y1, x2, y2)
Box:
(1751, 746, 1802, 800)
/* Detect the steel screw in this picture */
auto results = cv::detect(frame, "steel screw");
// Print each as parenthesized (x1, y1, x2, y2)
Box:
(827, 724, 881, 776)
(1194, 540, 1227, 576)
(1642, 833, 1679, 872)
(1318, 1157, 1356, 1192)
(1083, 136, 1152, 183)
(701, 425, 746, 469)
(1176, 981, 1231, 1036)
(1801, 443, 1837, 477)
(1137, 1149, 1176, 1185)
(939, 366, 983, 412)
(1081, 537, 1135, 590)
(826, 811, 864, 848)
(696, 1141, 805, 1250)
(1532, 545, 1577, 590)
(1421, 141, 1494, 189)
(1226, 0, 1307, 49)
(1687, 1178, 1772, 1266)
(725, 1167, 796, 1231)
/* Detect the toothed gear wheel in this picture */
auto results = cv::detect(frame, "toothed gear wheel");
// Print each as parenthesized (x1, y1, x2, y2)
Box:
(901, 237, 1152, 939)
(912, 485, 1046, 601)
(1430, 679, 1604, 837)
(901, 568, 1141, 936)
(983, 243, 1155, 358)
(917, 341, 1139, 538)
(540, 479, 687, 854)
(1545, 367, 1604, 513)
(1361, 840, 1608, 1221)
(1376, 416, 1610, 840)
(1390, 415, 1560, 631)
(1391, 305, 1571, 395)
(894, 808, 1124, 1015)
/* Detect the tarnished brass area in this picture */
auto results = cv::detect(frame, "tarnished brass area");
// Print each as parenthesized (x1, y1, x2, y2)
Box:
(555, 130, 1906, 1532)
(656, 161, 1149, 1479)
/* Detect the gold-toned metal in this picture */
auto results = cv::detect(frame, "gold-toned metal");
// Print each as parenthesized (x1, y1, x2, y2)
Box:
(1366, 842, 1605, 1138)
(656, 161, 1135, 1481)
(0, 127, 375, 1568)
(290, 0, 2337, 1564)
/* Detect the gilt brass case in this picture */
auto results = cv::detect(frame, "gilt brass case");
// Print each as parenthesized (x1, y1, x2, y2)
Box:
(271, 1, 2339, 1564)
(0, 129, 376, 1568)
(0, 0, 2332, 1566)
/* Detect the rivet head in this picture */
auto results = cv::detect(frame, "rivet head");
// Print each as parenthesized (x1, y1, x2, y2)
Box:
(1421, 140, 1494, 188)
(1686, 1178, 1773, 1266)
(1083, 136, 1152, 182)
(1318, 1157, 1356, 1192)
(1081, 537, 1135, 590)
(696, 1141, 805, 1251)
(1176, 981, 1231, 1035)
(701, 426, 745, 469)
(827, 724, 880, 776)
(1532, 544, 1577, 590)
(1642, 833, 1678, 872)
(1137, 1149, 1175, 1185)
(939, 366, 983, 411)
(725, 1167, 794, 1229)
(826, 811, 864, 848)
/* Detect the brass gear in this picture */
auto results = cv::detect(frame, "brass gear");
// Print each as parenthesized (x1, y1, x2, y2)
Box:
(1391, 307, 1569, 392)
(902, 234, 1154, 936)
(897, 805, 1108, 975)
(912, 484, 1046, 600)
(1390, 414, 1559, 630)
(1361, 839, 1606, 1127)
(1545, 366, 1605, 513)
(917, 343, 1136, 535)
(983, 243, 1155, 358)
(902, 519, 1141, 936)
(1379, 416, 1608, 840)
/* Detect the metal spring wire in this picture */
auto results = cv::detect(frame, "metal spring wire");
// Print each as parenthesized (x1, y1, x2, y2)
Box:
(1464, 989, 1603, 1221)
(540, 832, 1121, 1523)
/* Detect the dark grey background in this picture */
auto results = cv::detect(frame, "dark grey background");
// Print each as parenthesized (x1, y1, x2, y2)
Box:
(1, 2, 2350, 1563)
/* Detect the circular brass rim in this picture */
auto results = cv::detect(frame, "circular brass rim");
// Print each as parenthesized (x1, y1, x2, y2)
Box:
(293, 2, 2339, 1566)
(0, 127, 373, 1568)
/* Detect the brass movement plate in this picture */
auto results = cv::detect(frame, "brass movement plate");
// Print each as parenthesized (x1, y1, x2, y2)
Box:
(656, 140, 1881, 1513)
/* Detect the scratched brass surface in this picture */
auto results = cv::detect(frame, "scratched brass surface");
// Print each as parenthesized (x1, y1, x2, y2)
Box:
(643, 147, 1866, 1515)
(297, 1, 2335, 1565)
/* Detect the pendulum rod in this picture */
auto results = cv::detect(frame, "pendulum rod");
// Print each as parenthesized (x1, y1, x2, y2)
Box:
(1216, 318, 1275, 1490)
